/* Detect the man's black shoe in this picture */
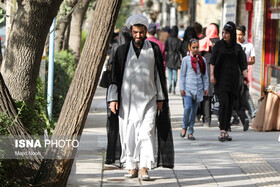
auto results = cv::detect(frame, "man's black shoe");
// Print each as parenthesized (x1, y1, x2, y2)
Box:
(231, 117, 239, 125)
(243, 119, 249, 131)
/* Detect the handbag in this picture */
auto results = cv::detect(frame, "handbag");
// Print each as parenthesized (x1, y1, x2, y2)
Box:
(211, 93, 219, 116)
(99, 70, 111, 88)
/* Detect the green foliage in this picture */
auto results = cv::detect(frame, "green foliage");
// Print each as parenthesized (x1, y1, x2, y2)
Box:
(88, 0, 97, 11)
(0, 113, 19, 186)
(81, 29, 87, 52)
(14, 79, 54, 135)
(0, 113, 12, 135)
(116, 0, 132, 29)
(0, 160, 22, 186)
(48, 50, 77, 120)
(58, 0, 77, 17)
(0, 8, 6, 26)
(0, 79, 53, 136)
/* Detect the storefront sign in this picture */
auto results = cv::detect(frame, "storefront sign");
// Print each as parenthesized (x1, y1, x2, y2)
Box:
(270, 0, 280, 19)
(205, 0, 217, 4)
(222, 0, 237, 27)
(271, 12, 280, 19)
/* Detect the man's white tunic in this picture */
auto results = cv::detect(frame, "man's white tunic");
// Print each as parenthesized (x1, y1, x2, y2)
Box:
(118, 40, 164, 169)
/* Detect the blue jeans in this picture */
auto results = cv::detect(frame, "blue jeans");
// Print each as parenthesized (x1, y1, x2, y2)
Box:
(183, 96, 199, 135)
(168, 68, 178, 91)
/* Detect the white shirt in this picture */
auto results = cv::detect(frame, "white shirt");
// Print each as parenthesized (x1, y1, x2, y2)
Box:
(239, 41, 255, 61)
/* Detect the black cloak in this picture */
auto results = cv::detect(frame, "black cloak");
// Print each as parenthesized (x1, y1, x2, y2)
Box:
(210, 22, 247, 97)
(105, 41, 174, 169)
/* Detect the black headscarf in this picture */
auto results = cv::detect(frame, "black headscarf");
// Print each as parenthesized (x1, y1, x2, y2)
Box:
(180, 26, 198, 57)
(182, 26, 198, 43)
(117, 26, 131, 45)
(170, 25, 179, 38)
(223, 21, 236, 48)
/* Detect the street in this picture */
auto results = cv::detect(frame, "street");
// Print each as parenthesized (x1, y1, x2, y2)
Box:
(67, 86, 280, 187)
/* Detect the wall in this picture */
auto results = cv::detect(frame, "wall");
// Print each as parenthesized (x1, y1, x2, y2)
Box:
(252, 0, 264, 95)
(237, 0, 249, 33)
(196, 0, 222, 28)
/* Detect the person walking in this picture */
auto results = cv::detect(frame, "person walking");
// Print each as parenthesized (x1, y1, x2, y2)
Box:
(165, 25, 182, 94)
(107, 14, 174, 180)
(198, 24, 220, 127)
(146, 23, 166, 69)
(193, 22, 204, 39)
(230, 25, 257, 131)
(179, 38, 209, 140)
(236, 25, 256, 119)
(210, 22, 248, 142)
(105, 26, 131, 165)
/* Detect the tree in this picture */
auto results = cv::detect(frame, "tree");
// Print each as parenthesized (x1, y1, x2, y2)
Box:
(1, 0, 64, 106)
(33, 0, 122, 185)
(68, 0, 92, 62)
(54, 0, 78, 52)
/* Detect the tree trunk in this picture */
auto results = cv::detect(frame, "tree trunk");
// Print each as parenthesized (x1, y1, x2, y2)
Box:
(54, 17, 72, 52)
(69, 0, 91, 62)
(63, 23, 71, 51)
(54, 0, 78, 52)
(82, 1, 97, 33)
(33, 0, 122, 186)
(1, 0, 63, 106)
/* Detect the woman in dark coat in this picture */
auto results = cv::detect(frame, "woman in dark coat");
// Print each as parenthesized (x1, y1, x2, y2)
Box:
(165, 26, 182, 94)
(210, 21, 248, 142)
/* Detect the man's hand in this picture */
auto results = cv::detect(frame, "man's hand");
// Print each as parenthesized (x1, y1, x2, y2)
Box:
(109, 101, 118, 114)
(180, 90, 186, 96)
(204, 90, 208, 96)
(210, 74, 216, 84)
(157, 101, 163, 111)
(244, 77, 249, 85)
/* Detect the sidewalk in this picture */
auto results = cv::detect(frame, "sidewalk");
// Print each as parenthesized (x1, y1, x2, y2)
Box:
(67, 86, 280, 187)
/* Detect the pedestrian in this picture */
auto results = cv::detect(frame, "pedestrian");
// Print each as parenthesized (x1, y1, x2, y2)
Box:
(179, 38, 209, 140)
(146, 23, 166, 69)
(198, 23, 220, 127)
(210, 21, 248, 142)
(193, 22, 204, 39)
(181, 26, 198, 57)
(105, 26, 131, 165)
(230, 25, 257, 131)
(236, 25, 256, 119)
(178, 23, 185, 40)
(165, 25, 182, 94)
(107, 14, 174, 180)
(159, 26, 170, 45)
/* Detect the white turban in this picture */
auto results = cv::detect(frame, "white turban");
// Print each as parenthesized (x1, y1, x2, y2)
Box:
(126, 14, 149, 29)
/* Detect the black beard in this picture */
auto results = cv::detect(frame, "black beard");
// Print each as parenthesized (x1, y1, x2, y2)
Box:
(134, 39, 144, 46)
(133, 36, 146, 46)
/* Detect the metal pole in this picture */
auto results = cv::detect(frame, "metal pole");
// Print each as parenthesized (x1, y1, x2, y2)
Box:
(47, 18, 55, 121)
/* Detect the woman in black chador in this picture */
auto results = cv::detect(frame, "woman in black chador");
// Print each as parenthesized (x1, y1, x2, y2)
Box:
(210, 22, 248, 142)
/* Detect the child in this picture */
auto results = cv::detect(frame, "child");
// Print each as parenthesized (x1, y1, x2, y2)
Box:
(179, 38, 209, 140)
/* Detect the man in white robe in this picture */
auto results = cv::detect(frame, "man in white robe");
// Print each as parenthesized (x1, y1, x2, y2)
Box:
(107, 14, 165, 181)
